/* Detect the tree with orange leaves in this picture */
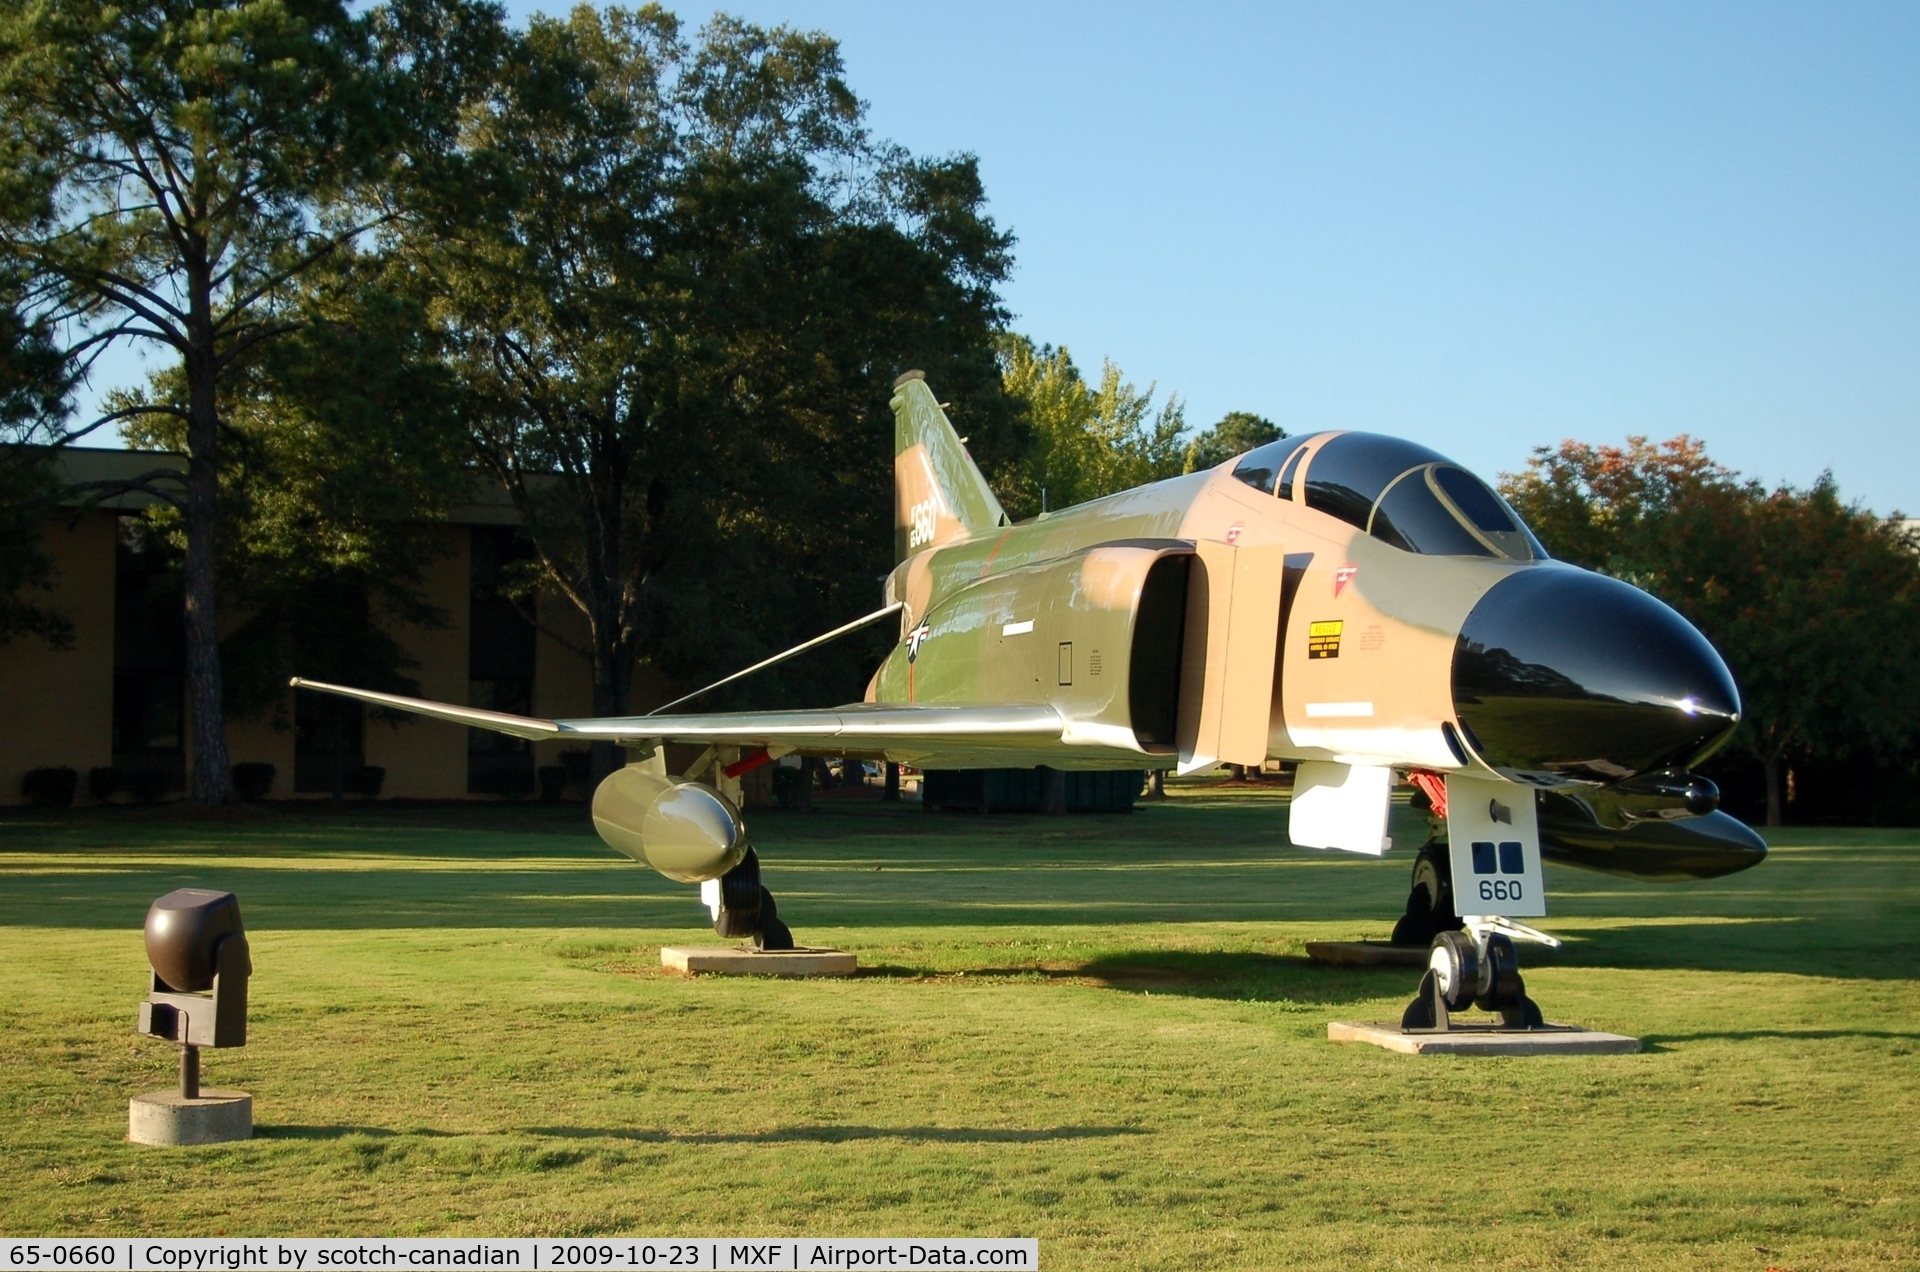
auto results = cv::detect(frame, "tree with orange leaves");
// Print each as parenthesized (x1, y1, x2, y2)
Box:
(1503, 438, 1920, 827)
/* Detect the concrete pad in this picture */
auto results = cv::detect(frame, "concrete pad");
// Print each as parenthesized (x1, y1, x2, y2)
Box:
(129, 1089, 252, 1145)
(661, 946, 857, 977)
(1305, 941, 1428, 968)
(1328, 1020, 1641, 1056)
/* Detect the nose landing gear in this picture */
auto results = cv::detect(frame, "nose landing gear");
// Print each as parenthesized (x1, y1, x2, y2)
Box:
(1400, 929, 1546, 1031)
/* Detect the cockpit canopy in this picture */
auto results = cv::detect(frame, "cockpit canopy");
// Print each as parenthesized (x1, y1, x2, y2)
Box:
(1232, 431, 1546, 561)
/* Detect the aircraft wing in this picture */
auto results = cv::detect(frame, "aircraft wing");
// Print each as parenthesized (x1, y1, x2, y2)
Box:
(287, 678, 1064, 756)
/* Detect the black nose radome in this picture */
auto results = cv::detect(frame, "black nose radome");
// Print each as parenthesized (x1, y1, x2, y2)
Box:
(1452, 566, 1739, 787)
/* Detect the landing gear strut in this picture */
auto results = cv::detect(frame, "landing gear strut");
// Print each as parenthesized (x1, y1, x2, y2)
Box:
(1400, 929, 1546, 1031)
(1390, 846, 1465, 947)
(707, 848, 795, 951)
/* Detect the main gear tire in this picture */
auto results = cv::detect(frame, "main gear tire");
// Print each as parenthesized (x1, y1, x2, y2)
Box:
(752, 888, 795, 951)
(712, 848, 763, 938)
(1391, 847, 1464, 946)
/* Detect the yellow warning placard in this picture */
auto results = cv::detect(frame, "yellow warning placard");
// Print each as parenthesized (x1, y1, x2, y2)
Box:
(1307, 619, 1343, 659)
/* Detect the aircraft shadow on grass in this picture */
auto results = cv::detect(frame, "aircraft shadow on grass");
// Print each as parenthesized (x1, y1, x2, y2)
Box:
(859, 952, 1400, 1007)
(258, 1124, 1146, 1146)
(533, 1125, 1147, 1145)
(1538, 918, 1920, 981)
(8, 828, 1912, 984)
(856, 914, 1920, 990)
(10, 864, 1913, 983)
(1637, 1028, 1920, 1047)
(0, 861, 1420, 935)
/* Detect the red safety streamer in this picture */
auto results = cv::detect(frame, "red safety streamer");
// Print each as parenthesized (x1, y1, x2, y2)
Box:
(723, 747, 774, 779)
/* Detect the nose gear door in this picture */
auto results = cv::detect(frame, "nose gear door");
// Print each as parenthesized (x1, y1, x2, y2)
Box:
(1443, 773, 1546, 918)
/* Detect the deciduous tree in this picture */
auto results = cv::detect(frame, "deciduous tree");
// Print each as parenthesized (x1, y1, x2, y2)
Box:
(1183, 410, 1283, 473)
(407, 6, 1017, 750)
(0, 263, 76, 648)
(0, 0, 493, 801)
(1503, 437, 1920, 825)
(997, 334, 1185, 516)
(126, 251, 470, 724)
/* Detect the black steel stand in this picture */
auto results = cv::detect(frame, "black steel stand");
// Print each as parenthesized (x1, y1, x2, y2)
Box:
(1400, 933, 1549, 1033)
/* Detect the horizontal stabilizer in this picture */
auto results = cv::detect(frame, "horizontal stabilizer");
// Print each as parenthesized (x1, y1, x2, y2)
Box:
(289, 677, 560, 740)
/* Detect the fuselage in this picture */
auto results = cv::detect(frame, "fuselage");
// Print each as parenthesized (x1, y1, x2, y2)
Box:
(872, 430, 1741, 800)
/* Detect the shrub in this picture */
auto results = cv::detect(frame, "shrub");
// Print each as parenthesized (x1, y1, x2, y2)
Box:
(88, 766, 120, 802)
(126, 768, 171, 803)
(21, 767, 77, 808)
(232, 762, 275, 802)
(537, 765, 567, 803)
(342, 765, 385, 798)
(772, 765, 807, 809)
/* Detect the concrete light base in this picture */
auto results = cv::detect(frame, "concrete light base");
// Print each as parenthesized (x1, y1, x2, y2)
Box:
(128, 1089, 252, 1145)
(1305, 941, 1428, 968)
(1328, 1021, 1641, 1056)
(661, 946, 857, 978)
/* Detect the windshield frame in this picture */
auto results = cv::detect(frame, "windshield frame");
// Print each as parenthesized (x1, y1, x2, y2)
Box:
(1286, 432, 1547, 561)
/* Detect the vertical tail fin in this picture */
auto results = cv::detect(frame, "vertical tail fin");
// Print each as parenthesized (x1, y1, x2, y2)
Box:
(891, 371, 1008, 561)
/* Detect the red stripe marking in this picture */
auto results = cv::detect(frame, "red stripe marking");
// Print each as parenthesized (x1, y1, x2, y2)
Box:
(979, 529, 1014, 577)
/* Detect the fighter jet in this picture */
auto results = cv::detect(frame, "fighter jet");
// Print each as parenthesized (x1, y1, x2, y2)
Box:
(295, 371, 1765, 1025)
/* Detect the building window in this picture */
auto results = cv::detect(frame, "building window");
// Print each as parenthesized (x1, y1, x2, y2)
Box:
(468, 527, 537, 796)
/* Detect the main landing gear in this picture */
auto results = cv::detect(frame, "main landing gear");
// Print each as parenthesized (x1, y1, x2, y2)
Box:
(705, 847, 795, 951)
(1390, 846, 1466, 948)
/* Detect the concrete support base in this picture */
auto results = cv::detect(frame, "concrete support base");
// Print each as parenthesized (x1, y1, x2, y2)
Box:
(1328, 1021, 1641, 1056)
(128, 1089, 252, 1145)
(661, 946, 857, 978)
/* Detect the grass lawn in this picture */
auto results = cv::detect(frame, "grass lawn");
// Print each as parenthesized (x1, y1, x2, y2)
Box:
(0, 787, 1915, 1269)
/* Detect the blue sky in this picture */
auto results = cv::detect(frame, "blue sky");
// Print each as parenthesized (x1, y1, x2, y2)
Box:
(626, 0, 1916, 511)
(88, 2, 1920, 513)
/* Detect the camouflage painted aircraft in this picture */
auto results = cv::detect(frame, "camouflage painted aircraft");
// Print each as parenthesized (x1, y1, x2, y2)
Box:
(296, 371, 1765, 1025)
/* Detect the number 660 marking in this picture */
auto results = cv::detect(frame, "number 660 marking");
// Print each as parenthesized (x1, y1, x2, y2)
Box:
(1479, 879, 1523, 902)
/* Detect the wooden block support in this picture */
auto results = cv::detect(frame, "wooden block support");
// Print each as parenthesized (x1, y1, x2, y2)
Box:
(1327, 1020, 1641, 1056)
(661, 946, 857, 978)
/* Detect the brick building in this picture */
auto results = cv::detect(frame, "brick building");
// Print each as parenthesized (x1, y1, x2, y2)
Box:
(0, 448, 635, 803)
